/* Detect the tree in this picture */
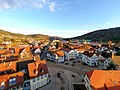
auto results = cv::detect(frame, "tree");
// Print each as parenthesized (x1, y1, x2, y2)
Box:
(107, 60, 116, 70)
(116, 50, 120, 56)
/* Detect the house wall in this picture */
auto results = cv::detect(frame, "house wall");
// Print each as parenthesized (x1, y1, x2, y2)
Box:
(57, 56, 64, 63)
(84, 75, 92, 90)
(30, 73, 49, 90)
(69, 50, 77, 60)
(63, 51, 69, 61)
(82, 54, 98, 67)
(7, 84, 23, 90)
(103, 58, 111, 69)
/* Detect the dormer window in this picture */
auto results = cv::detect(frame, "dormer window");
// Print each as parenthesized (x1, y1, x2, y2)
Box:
(0, 82, 5, 90)
(40, 67, 44, 73)
(33, 69, 38, 75)
(9, 78, 16, 86)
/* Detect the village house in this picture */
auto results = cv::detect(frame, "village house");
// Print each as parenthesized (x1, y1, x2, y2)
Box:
(82, 51, 111, 68)
(98, 56, 111, 69)
(112, 55, 120, 70)
(101, 44, 109, 50)
(47, 50, 64, 63)
(75, 46, 86, 59)
(17, 59, 50, 90)
(0, 61, 24, 90)
(19, 46, 32, 58)
(27, 60, 50, 90)
(84, 70, 120, 90)
(0, 50, 18, 63)
(55, 50, 64, 63)
(9, 46, 33, 60)
(82, 51, 98, 67)
(63, 48, 77, 61)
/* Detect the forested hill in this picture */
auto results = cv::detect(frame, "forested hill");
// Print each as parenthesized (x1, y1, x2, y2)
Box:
(66, 27, 120, 42)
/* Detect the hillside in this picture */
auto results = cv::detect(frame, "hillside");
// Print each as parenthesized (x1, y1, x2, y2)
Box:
(66, 27, 120, 42)
(0, 29, 50, 44)
(27, 34, 50, 41)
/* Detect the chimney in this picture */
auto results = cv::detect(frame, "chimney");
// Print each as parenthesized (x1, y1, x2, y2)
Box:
(4, 62, 5, 65)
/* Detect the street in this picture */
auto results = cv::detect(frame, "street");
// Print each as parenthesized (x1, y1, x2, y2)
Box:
(38, 61, 87, 90)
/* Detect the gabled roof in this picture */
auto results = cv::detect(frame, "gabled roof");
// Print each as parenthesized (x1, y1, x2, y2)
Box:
(55, 50, 64, 57)
(0, 55, 18, 63)
(27, 60, 48, 79)
(83, 51, 101, 58)
(0, 72, 24, 89)
(63, 48, 71, 53)
(0, 50, 12, 55)
(82, 44, 92, 50)
(0, 61, 17, 73)
(83, 51, 95, 57)
(86, 70, 120, 90)
(24, 46, 31, 53)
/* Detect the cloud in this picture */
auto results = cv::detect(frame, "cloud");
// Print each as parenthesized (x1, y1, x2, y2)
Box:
(33, 0, 49, 9)
(49, 2, 56, 12)
(0, 0, 20, 10)
(0, 0, 64, 12)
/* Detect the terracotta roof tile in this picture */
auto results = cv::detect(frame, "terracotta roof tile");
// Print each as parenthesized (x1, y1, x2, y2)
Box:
(0, 72, 24, 89)
(0, 61, 17, 73)
(56, 51, 64, 57)
(28, 60, 48, 79)
(86, 70, 120, 90)
(83, 51, 94, 57)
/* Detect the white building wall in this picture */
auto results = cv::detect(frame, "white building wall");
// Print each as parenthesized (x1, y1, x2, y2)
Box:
(30, 74, 49, 90)
(103, 58, 111, 69)
(58, 56, 64, 63)
(63, 51, 69, 61)
(84, 75, 92, 90)
(69, 50, 77, 60)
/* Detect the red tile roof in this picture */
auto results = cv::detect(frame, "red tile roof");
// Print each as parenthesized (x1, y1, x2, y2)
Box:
(83, 51, 94, 57)
(56, 50, 64, 57)
(86, 70, 120, 90)
(63, 48, 71, 53)
(0, 72, 24, 89)
(0, 61, 17, 73)
(0, 50, 12, 55)
(28, 60, 49, 79)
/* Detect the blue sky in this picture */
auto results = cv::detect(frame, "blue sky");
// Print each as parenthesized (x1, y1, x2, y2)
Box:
(0, 0, 120, 38)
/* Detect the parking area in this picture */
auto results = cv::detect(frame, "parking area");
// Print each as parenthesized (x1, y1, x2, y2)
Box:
(39, 58, 100, 90)
(47, 58, 99, 72)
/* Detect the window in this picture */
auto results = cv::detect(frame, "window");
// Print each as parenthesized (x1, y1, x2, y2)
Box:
(33, 84, 36, 89)
(41, 76, 43, 79)
(37, 83, 40, 87)
(41, 81, 44, 86)
(39, 76, 41, 79)
(0, 82, 5, 90)
(33, 78, 35, 82)
(37, 77, 39, 80)
(87, 61, 90, 64)
(40, 67, 44, 73)
(9, 78, 16, 86)
(43, 75, 46, 78)
(86, 78, 89, 83)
